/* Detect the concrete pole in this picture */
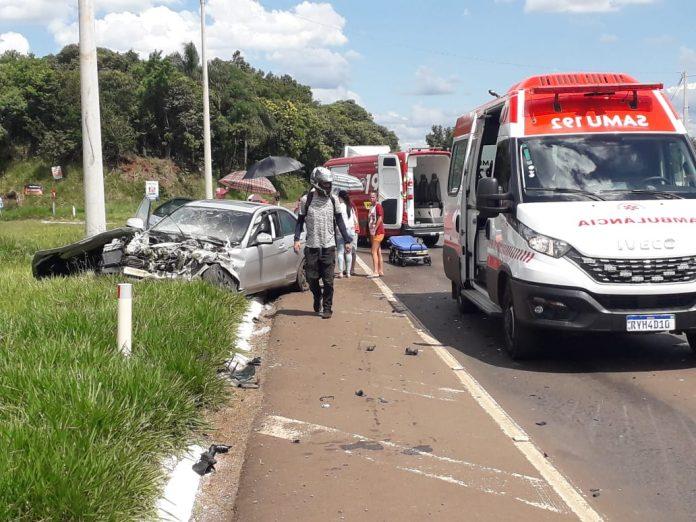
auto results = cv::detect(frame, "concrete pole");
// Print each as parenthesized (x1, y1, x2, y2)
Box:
(201, 0, 213, 199)
(683, 71, 689, 128)
(78, 0, 107, 236)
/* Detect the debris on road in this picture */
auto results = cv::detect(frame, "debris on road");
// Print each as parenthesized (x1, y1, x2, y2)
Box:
(535, 421, 547, 426)
(355, 389, 365, 397)
(404, 347, 419, 356)
(192, 444, 231, 476)
(230, 364, 259, 389)
(319, 395, 334, 408)
(590, 488, 601, 498)
(366, 345, 376, 352)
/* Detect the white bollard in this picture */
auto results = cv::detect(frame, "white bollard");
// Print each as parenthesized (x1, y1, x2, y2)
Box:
(72, 205, 76, 218)
(117, 283, 132, 356)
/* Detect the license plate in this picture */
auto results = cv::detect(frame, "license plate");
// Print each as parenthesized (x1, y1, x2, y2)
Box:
(626, 314, 675, 332)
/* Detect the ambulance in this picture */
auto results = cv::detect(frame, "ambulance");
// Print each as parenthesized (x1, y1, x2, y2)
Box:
(442, 72, 696, 359)
(324, 146, 451, 246)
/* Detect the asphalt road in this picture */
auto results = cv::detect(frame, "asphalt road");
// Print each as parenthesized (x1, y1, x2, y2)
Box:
(357, 244, 696, 522)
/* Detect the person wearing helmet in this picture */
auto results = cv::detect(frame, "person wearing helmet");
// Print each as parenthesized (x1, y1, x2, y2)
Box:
(294, 167, 353, 319)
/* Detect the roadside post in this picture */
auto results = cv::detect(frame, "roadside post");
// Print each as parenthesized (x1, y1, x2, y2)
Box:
(51, 187, 56, 216)
(117, 283, 133, 357)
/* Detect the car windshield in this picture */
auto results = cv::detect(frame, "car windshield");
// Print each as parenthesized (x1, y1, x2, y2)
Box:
(151, 205, 252, 245)
(519, 134, 696, 201)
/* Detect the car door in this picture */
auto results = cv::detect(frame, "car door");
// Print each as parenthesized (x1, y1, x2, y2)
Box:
(276, 209, 302, 282)
(264, 211, 291, 286)
(240, 211, 273, 293)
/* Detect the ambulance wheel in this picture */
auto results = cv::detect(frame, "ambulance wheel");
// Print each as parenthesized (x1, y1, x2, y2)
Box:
(423, 236, 439, 248)
(455, 283, 477, 314)
(686, 331, 696, 353)
(502, 286, 538, 360)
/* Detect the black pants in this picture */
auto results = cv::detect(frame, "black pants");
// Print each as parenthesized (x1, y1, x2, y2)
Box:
(305, 246, 335, 311)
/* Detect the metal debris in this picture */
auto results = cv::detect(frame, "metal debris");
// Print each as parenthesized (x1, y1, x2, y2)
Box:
(404, 347, 419, 356)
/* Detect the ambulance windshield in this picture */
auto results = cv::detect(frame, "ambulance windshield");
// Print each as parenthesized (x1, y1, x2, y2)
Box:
(519, 134, 696, 201)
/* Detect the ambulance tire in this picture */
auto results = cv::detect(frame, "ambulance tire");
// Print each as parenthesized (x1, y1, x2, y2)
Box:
(456, 283, 477, 314)
(686, 332, 696, 353)
(423, 236, 439, 248)
(502, 286, 538, 360)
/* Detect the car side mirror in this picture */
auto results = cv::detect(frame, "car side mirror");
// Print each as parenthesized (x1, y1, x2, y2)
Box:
(476, 177, 512, 219)
(255, 232, 273, 245)
(126, 217, 145, 230)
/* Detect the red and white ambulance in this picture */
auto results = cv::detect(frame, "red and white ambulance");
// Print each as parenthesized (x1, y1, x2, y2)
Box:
(442, 72, 696, 358)
(324, 146, 451, 246)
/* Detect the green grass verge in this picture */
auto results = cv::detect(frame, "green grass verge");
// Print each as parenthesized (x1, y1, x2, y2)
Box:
(0, 221, 247, 520)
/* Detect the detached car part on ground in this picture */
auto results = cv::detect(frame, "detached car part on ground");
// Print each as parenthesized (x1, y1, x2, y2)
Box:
(33, 198, 308, 295)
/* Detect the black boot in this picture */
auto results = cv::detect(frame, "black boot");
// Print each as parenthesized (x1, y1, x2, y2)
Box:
(321, 309, 333, 319)
(313, 296, 322, 314)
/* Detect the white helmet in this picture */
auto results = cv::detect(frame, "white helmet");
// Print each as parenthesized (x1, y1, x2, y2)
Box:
(310, 167, 333, 196)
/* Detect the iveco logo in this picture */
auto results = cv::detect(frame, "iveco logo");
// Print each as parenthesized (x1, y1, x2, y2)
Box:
(618, 238, 677, 251)
(618, 203, 644, 211)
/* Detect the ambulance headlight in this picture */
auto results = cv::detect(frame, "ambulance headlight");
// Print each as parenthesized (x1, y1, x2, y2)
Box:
(519, 223, 571, 258)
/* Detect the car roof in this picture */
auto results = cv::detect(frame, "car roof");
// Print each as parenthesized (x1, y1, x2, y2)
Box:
(184, 199, 289, 214)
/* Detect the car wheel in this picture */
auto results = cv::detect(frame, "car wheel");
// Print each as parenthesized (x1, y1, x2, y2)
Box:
(502, 285, 538, 360)
(202, 264, 239, 292)
(293, 257, 309, 292)
(423, 236, 439, 248)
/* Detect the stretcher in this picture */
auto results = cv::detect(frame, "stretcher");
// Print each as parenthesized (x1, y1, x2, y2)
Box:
(388, 235, 432, 267)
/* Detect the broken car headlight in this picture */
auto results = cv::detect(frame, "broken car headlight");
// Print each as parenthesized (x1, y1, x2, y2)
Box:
(518, 222, 571, 258)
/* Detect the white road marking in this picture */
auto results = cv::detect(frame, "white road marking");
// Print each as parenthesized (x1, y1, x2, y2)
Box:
(354, 255, 603, 522)
(258, 414, 566, 514)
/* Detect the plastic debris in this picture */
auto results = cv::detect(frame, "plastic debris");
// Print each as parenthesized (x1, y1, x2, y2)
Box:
(355, 389, 364, 397)
(404, 347, 419, 356)
(366, 345, 376, 352)
(535, 421, 547, 426)
(192, 444, 230, 476)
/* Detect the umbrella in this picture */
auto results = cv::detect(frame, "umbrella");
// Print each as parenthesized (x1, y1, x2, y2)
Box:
(218, 171, 278, 196)
(242, 156, 303, 179)
(331, 172, 364, 192)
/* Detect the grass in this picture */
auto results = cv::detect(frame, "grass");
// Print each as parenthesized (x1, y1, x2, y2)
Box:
(0, 220, 248, 520)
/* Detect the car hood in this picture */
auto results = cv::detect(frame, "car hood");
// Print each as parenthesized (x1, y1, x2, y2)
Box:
(516, 200, 696, 258)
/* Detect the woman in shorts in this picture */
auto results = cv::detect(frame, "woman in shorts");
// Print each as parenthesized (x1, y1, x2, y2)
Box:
(367, 192, 384, 278)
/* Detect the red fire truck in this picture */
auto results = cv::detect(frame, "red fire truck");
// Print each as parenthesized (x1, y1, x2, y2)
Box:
(324, 147, 450, 246)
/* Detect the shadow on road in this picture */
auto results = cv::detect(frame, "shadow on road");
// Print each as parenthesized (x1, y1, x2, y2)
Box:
(395, 290, 696, 374)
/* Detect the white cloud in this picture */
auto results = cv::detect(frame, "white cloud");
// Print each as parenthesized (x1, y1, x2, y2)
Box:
(375, 104, 459, 149)
(524, 0, 654, 13)
(0, 32, 30, 54)
(411, 66, 458, 96)
(0, 0, 177, 23)
(599, 33, 618, 43)
(665, 81, 696, 134)
(312, 86, 361, 104)
(49, 0, 355, 95)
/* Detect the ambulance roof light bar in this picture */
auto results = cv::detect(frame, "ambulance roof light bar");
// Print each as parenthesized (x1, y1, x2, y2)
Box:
(529, 82, 664, 112)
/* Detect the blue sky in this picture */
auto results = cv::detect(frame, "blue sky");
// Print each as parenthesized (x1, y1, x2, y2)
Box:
(1, 0, 695, 147)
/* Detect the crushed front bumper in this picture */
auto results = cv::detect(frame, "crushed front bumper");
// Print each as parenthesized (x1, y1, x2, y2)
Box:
(510, 279, 696, 333)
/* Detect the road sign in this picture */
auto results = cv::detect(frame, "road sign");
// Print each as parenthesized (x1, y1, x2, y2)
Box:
(51, 166, 63, 180)
(145, 180, 159, 200)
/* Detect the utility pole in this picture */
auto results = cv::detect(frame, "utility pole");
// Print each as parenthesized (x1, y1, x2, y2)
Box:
(683, 71, 689, 128)
(200, 0, 213, 199)
(78, 0, 107, 236)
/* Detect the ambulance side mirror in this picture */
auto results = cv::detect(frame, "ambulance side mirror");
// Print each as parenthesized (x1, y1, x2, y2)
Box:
(476, 177, 512, 219)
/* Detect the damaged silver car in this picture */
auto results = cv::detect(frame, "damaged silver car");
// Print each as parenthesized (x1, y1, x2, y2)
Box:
(33, 200, 308, 294)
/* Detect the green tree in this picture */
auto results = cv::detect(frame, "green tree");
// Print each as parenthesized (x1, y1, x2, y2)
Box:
(425, 124, 453, 150)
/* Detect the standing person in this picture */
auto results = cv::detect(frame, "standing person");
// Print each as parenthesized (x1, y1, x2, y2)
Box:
(367, 192, 384, 278)
(294, 168, 353, 319)
(335, 190, 357, 278)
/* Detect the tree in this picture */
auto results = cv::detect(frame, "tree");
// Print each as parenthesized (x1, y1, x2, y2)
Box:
(425, 125, 453, 150)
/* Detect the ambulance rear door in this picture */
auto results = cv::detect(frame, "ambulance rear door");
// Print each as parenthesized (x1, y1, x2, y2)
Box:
(378, 154, 403, 229)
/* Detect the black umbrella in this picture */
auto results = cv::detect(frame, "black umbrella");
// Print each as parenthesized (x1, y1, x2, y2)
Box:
(242, 156, 304, 179)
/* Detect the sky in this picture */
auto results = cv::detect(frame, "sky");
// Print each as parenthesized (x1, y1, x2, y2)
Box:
(1, 0, 696, 148)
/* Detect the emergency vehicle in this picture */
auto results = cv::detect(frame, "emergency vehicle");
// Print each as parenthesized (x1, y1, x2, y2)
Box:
(442, 72, 696, 359)
(324, 146, 451, 246)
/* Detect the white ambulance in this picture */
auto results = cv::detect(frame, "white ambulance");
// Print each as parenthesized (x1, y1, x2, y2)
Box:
(442, 72, 696, 358)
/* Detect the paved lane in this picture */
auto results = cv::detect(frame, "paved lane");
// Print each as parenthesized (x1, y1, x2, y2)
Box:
(357, 244, 696, 521)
